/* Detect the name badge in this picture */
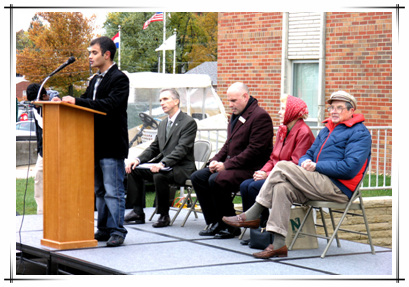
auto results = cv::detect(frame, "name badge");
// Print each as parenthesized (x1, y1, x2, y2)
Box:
(239, 116, 246, 124)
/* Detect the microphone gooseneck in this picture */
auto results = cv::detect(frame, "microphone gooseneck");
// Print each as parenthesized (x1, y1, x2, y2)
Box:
(36, 57, 76, 102)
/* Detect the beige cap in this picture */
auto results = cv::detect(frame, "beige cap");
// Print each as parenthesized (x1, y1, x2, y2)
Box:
(328, 91, 357, 110)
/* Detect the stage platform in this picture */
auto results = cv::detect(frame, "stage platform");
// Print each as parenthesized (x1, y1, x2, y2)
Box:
(15, 207, 394, 278)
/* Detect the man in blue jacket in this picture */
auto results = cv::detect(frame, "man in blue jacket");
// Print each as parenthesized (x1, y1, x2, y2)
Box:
(222, 90, 371, 258)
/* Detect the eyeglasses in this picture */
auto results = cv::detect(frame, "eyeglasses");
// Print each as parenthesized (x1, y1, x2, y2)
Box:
(327, 105, 347, 113)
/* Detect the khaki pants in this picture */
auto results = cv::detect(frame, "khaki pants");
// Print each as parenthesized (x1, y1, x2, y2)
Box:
(256, 161, 348, 238)
(34, 154, 43, 214)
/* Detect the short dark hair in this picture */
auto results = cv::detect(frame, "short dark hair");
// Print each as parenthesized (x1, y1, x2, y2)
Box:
(26, 83, 47, 101)
(90, 36, 116, 61)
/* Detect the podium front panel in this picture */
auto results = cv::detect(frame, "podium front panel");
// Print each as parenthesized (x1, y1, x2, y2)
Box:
(41, 103, 98, 249)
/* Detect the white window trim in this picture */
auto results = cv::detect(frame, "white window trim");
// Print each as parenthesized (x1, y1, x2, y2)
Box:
(281, 12, 326, 125)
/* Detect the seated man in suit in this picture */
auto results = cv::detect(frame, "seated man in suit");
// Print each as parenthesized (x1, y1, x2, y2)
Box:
(190, 82, 274, 239)
(125, 88, 197, 228)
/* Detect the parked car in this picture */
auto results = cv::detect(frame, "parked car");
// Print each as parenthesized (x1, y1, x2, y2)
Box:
(16, 120, 36, 141)
(17, 102, 34, 122)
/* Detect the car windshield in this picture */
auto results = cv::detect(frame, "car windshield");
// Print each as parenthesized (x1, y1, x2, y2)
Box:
(17, 121, 35, 131)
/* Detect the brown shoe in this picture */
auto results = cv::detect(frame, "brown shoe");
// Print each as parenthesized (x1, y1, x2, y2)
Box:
(222, 214, 260, 229)
(253, 244, 288, 259)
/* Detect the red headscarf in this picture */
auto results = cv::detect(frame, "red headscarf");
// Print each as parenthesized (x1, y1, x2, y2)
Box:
(277, 95, 309, 141)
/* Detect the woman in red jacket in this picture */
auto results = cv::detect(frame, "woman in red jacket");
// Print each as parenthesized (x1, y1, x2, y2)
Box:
(239, 95, 315, 234)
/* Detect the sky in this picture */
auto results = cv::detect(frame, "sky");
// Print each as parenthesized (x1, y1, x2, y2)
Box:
(13, 9, 108, 35)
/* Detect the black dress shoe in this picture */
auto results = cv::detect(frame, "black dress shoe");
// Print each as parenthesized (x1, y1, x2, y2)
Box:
(214, 226, 241, 239)
(199, 222, 222, 236)
(152, 215, 170, 228)
(124, 210, 145, 224)
(240, 239, 250, 245)
(106, 235, 124, 247)
(94, 231, 110, 241)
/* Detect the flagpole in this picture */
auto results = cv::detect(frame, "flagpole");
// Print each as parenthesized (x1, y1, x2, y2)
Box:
(118, 25, 121, 70)
(173, 29, 176, 74)
(162, 12, 166, 74)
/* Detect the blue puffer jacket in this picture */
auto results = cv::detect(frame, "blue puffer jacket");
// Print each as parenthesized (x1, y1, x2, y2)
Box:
(299, 114, 372, 198)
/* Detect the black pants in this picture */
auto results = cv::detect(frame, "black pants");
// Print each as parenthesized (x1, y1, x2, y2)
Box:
(190, 167, 237, 225)
(126, 168, 174, 216)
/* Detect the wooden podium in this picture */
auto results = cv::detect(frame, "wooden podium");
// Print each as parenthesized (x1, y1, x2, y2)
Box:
(35, 102, 106, 250)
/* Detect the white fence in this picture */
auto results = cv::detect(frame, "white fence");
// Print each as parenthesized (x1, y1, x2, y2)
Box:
(196, 126, 392, 191)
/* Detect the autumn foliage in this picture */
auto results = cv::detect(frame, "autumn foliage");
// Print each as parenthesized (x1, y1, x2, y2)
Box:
(16, 12, 96, 93)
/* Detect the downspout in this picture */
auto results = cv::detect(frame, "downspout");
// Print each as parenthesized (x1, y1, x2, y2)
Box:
(280, 12, 289, 95)
(317, 12, 327, 126)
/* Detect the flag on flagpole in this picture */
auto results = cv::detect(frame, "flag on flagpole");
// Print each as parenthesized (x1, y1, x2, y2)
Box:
(112, 32, 120, 48)
(143, 12, 164, 30)
(155, 34, 176, 51)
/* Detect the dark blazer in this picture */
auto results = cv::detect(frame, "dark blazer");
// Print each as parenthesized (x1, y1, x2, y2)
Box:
(138, 111, 197, 185)
(75, 64, 129, 160)
(212, 98, 274, 188)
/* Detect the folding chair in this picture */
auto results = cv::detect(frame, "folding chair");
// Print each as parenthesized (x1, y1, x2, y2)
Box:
(149, 140, 212, 226)
(288, 168, 375, 258)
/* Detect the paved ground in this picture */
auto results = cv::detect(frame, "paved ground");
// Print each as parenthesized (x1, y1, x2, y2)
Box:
(15, 208, 394, 276)
(14, 165, 402, 284)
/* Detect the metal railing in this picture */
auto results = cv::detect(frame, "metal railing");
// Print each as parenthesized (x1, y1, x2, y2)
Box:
(196, 126, 392, 191)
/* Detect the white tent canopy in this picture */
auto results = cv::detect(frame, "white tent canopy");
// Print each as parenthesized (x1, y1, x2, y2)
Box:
(123, 72, 228, 160)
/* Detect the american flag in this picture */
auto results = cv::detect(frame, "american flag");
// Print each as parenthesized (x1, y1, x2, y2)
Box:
(143, 12, 164, 30)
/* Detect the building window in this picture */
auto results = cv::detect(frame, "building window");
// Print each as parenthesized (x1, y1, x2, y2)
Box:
(282, 12, 326, 126)
(292, 60, 319, 121)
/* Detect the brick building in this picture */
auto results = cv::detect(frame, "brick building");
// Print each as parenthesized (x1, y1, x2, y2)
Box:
(217, 12, 392, 174)
(16, 76, 30, 102)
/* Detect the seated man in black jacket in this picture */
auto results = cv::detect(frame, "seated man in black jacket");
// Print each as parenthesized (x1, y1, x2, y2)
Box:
(124, 88, 197, 228)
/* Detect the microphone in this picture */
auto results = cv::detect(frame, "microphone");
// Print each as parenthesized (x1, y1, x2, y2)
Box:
(48, 56, 76, 78)
(36, 57, 76, 101)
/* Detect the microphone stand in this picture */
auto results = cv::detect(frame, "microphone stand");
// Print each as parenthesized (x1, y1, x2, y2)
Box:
(35, 75, 51, 102)
(35, 56, 76, 102)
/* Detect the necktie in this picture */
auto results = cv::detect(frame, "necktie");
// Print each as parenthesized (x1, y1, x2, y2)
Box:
(92, 74, 103, 100)
(166, 120, 172, 139)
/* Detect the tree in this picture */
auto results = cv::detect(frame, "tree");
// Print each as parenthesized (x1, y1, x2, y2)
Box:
(169, 12, 218, 72)
(16, 30, 32, 51)
(186, 13, 218, 70)
(104, 12, 164, 72)
(102, 12, 218, 74)
(16, 12, 95, 95)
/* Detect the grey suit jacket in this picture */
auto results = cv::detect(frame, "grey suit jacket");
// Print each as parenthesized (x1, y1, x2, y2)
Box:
(138, 111, 197, 185)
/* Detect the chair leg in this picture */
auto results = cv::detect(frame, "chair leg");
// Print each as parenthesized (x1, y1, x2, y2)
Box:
(360, 196, 376, 255)
(320, 201, 355, 259)
(181, 196, 198, 227)
(328, 208, 341, 248)
(318, 207, 329, 241)
(170, 190, 189, 226)
(239, 228, 247, 240)
(149, 206, 157, 221)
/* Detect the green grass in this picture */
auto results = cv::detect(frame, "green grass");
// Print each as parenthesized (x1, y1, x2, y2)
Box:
(16, 174, 392, 215)
(16, 178, 37, 215)
(361, 174, 392, 197)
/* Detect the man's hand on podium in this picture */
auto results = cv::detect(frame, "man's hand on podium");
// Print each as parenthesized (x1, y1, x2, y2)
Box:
(62, 96, 75, 104)
(51, 96, 75, 104)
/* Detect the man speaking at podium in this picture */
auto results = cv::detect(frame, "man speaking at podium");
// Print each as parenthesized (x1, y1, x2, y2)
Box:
(53, 36, 129, 247)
